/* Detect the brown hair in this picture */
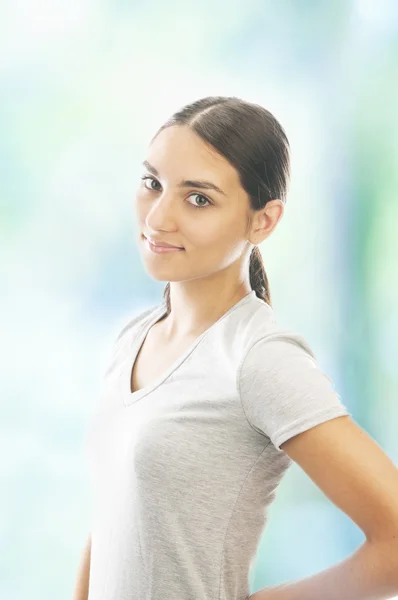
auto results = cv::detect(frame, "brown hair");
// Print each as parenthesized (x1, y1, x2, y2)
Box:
(151, 96, 291, 313)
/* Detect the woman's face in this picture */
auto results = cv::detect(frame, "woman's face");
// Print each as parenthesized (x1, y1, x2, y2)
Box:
(135, 124, 255, 284)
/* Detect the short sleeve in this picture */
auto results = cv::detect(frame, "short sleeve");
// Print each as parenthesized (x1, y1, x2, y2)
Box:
(238, 332, 351, 451)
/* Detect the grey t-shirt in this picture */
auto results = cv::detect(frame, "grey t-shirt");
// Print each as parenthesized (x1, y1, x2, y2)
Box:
(86, 290, 351, 600)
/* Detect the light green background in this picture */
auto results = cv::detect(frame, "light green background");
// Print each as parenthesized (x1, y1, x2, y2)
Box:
(1, 1, 398, 598)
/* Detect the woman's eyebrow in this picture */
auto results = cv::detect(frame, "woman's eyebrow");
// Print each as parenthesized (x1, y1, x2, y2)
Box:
(142, 160, 227, 196)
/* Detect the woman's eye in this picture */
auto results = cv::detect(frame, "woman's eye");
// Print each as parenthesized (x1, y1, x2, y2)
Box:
(141, 175, 161, 191)
(187, 194, 212, 209)
(140, 175, 212, 209)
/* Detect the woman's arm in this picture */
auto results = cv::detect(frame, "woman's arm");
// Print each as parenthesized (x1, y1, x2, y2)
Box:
(72, 534, 91, 600)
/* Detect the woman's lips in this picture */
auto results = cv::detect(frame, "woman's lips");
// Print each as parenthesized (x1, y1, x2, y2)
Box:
(142, 234, 185, 254)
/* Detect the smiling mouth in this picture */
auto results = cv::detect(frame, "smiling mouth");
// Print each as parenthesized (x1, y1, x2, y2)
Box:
(141, 233, 185, 252)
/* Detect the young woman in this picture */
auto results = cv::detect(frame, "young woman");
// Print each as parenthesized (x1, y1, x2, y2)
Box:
(75, 96, 398, 600)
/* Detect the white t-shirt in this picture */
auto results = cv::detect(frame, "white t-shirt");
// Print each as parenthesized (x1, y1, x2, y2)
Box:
(86, 290, 351, 600)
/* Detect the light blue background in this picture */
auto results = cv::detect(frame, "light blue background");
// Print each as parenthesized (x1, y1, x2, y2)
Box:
(1, 1, 398, 598)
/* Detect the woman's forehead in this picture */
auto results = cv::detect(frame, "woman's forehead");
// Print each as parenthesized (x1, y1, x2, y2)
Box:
(147, 126, 241, 188)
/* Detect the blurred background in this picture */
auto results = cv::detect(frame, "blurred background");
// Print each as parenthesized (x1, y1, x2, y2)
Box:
(1, 0, 398, 598)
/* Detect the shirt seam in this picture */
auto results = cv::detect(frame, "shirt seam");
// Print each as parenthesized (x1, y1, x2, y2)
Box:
(217, 439, 272, 600)
(237, 334, 280, 438)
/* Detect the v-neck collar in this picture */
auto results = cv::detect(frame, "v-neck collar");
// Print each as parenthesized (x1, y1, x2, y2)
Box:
(119, 290, 257, 407)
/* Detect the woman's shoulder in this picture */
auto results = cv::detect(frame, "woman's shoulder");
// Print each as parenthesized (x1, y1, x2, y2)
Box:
(239, 297, 317, 361)
(112, 302, 163, 349)
(100, 302, 163, 381)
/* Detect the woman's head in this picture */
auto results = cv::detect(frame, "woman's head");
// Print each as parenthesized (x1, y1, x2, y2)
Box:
(136, 96, 290, 312)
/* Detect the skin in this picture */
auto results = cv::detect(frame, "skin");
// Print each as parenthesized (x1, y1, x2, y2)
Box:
(135, 124, 284, 343)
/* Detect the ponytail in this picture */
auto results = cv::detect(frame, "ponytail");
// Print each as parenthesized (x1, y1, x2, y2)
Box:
(249, 246, 272, 306)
